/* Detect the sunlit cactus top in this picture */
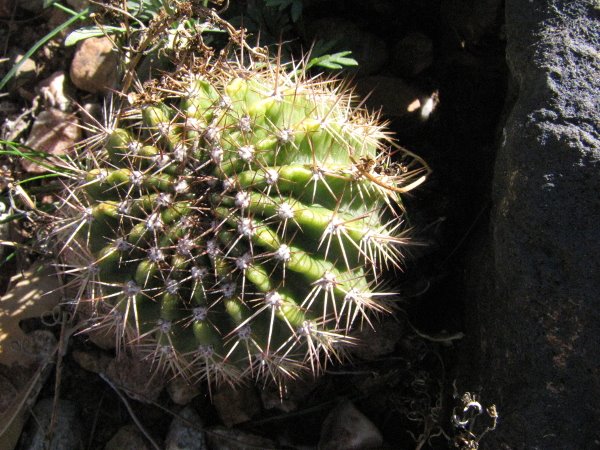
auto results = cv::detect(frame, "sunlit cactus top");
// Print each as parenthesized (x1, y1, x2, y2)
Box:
(54, 52, 426, 387)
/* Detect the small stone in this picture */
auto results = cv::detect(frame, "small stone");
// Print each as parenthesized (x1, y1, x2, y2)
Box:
(105, 425, 150, 450)
(165, 406, 207, 450)
(7, 52, 37, 92)
(391, 32, 434, 78)
(167, 376, 201, 405)
(105, 353, 166, 403)
(206, 426, 277, 450)
(260, 378, 314, 413)
(351, 318, 404, 360)
(70, 36, 119, 93)
(213, 385, 260, 427)
(38, 71, 72, 111)
(318, 400, 383, 450)
(355, 76, 422, 118)
(22, 108, 80, 173)
(72, 349, 112, 374)
(20, 398, 82, 450)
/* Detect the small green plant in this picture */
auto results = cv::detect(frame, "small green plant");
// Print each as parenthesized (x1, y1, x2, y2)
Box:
(50, 5, 427, 387)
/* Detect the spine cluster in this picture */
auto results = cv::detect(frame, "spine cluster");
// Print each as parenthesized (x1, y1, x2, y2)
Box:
(55, 58, 422, 386)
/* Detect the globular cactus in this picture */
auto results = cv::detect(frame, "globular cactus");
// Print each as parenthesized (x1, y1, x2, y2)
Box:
(54, 53, 426, 387)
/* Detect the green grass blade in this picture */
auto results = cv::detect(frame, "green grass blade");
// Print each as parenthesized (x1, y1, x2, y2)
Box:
(0, 7, 90, 91)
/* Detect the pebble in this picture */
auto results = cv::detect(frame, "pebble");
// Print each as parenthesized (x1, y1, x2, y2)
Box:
(392, 32, 434, 78)
(213, 385, 261, 427)
(38, 71, 72, 111)
(351, 318, 404, 361)
(206, 426, 278, 450)
(22, 108, 81, 173)
(165, 406, 207, 450)
(20, 398, 82, 450)
(70, 36, 119, 94)
(7, 52, 37, 92)
(318, 400, 383, 450)
(260, 378, 314, 413)
(167, 376, 201, 405)
(71, 349, 112, 374)
(105, 353, 166, 403)
(105, 425, 151, 450)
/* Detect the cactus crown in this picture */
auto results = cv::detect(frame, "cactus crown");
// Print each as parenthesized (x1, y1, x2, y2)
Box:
(53, 24, 427, 387)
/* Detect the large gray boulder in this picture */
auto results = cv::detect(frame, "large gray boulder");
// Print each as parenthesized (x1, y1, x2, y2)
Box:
(462, 1, 600, 448)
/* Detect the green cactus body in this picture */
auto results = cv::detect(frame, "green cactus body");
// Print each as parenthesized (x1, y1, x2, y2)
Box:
(56, 61, 420, 385)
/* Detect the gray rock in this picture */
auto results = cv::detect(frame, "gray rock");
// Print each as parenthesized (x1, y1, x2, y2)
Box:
(167, 376, 201, 405)
(391, 32, 434, 78)
(206, 426, 278, 450)
(165, 406, 207, 450)
(72, 349, 112, 374)
(350, 318, 404, 360)
(260, 378, 314, 413)
(70, 36, 119, 94)
(318, 400, 383, 450)
(305, 18, 388, 75)
(213, 385, 260, 427)
(20, 398, 82, 450)
(105, 425, 151, 450)
(105, 353, 166, 403)
(462, 1, 600, 448)
(441, 0, 503, 45)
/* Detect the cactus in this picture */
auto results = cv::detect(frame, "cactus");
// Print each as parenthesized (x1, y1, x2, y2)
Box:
(53, 48, 426, 386)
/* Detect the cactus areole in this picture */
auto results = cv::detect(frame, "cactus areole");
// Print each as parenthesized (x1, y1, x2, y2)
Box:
(55, 56, 426, 386)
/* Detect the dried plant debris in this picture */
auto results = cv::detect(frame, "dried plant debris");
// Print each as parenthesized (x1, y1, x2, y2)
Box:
(0, 266, 63, 450)
(451, 388, 499, 449)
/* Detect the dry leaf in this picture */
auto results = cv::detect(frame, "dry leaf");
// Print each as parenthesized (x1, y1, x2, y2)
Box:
(0, 265, 62, 366)
(21, 108, 80, 174)
(0, 265, 63, 450)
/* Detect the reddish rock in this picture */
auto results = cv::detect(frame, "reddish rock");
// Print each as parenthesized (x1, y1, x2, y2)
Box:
(70, 36, 118, 93)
